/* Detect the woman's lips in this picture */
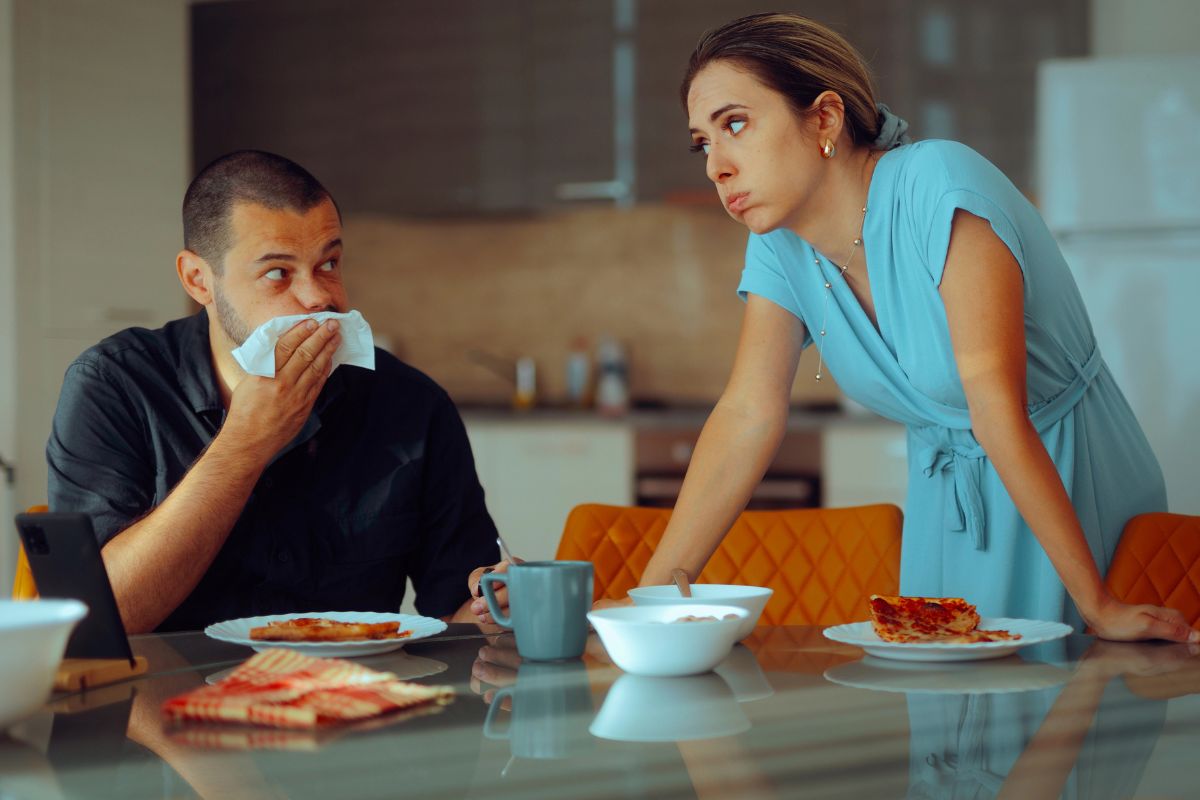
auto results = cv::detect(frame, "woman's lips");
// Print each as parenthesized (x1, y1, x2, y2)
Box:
(726, 192, 750, 212)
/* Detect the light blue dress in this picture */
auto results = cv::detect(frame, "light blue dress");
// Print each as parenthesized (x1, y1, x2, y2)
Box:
(737, 140, 1167, 629)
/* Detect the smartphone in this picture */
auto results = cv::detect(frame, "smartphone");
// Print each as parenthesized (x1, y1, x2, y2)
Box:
(15, 512, 135, 663)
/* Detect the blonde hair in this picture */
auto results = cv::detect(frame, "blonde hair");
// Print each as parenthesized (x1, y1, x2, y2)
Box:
(681, 12, 882, 147)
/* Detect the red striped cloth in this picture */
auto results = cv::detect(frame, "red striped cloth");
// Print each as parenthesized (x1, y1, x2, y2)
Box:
(162, 649, 454, 730)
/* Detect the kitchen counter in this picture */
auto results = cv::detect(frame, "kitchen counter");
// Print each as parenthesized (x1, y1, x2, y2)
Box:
(458, 404, 901, 431)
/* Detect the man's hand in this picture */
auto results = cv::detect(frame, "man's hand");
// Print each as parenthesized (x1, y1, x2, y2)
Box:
(470, 636, 522, 708)
(468, 559, 521, 624)
(221, 318, 342, 457)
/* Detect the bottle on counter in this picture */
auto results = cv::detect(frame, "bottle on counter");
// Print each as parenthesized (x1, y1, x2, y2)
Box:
(513, 356, 537, 411)
(594, 335, 629, 417)
(565, 337, 593, 408)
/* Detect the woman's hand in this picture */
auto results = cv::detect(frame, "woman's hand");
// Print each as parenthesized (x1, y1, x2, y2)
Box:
(1076, 638, 1200, 682)
(591, 596, 632, 611)
(1085, 592, 1199, 643)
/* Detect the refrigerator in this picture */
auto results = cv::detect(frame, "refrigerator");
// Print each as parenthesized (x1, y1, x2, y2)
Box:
(1037, 55, 1200, 514)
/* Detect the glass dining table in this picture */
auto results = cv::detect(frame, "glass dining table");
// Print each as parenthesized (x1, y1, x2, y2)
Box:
(3, 623, 1198, 799)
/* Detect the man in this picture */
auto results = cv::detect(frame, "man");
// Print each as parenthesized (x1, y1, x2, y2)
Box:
(47, 150, 508, 633)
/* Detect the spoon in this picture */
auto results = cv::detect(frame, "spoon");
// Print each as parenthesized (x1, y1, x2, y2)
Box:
(496, 534, 523, 565)
(671, 568, 692, 598)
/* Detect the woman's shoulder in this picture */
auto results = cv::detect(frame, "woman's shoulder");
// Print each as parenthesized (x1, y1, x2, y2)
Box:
(887, 139, 1013, 198)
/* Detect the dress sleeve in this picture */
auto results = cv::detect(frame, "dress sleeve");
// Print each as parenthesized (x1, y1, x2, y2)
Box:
(46, 359, 155, 546)
(409, 391, 501, 619)
(736, 232, 813, 349)
(908, 141, 1029, 287)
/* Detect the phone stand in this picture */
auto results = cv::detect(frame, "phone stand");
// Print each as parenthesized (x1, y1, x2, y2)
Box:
(55, 656, 149, 692)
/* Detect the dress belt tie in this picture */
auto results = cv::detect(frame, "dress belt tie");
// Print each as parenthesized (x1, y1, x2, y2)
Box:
(914, 347, 1103, 552)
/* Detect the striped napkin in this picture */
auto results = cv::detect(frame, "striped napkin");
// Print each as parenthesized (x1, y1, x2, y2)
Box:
(162, 649, 454, 731)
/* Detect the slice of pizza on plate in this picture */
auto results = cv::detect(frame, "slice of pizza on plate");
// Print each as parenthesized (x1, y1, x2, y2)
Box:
(868, 595, 1020, 643)
(249, 617, 413, 642)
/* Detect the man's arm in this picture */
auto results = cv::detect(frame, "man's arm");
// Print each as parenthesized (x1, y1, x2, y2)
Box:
(408, 391, 502, 623)
(97, 319, 342, 633)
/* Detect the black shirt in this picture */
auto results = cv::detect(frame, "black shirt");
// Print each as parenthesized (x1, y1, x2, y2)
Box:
(46, 311, 499, 631)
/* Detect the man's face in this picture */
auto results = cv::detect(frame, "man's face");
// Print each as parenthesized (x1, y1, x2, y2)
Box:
(209, 198, 348, 346)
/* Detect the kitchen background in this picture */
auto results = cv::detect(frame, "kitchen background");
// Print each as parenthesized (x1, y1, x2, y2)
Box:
(2, 0, 1198, 589)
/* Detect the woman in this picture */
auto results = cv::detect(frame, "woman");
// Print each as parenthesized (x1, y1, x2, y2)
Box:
(637, 12, 1193, 642)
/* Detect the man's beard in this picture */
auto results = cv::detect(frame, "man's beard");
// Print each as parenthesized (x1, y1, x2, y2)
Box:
(212, 281, 253, 346)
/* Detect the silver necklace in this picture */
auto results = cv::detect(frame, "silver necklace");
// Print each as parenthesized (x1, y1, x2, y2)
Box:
(814, 205, 867, 382)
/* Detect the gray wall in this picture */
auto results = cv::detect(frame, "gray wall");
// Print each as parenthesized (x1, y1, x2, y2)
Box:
(1092, 0, 1200, 55)
(2, 0, 190, 589)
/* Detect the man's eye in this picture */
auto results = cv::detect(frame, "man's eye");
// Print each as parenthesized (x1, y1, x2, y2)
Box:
(728, 119, 746, 135)
(318, 259, 337, 272)
(265, 268, 286, 281)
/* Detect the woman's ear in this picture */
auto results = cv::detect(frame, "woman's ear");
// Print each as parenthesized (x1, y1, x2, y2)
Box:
(176, 250, 214, 306)
(810, 90, 846, 145)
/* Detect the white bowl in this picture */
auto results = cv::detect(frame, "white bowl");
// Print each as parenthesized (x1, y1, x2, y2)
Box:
(627, 584, 773, 640)
(587, 604, 748, 677)
(0, 599, 88, 729)
(589, 672, 749, 742)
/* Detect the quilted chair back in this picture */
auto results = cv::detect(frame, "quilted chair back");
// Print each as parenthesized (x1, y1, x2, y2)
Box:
(1106, 512, 1200, 628)
(12, 504, 48, 600)
(556, 503, 902, 626)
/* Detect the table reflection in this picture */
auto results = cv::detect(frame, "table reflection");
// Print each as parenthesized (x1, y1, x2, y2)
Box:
(3, 628, 1198, 800)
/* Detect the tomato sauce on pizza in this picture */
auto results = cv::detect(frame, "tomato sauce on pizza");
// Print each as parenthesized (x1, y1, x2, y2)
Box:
(869, 595, 1020, 643)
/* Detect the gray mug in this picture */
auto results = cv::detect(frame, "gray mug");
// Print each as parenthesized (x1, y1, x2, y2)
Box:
(481, 560, 593, 661)
(482, 660, 594, 759)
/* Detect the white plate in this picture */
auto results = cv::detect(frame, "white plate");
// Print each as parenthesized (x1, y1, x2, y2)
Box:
(822, 617, 1073, 662)
(204, 611, 448, 657)
(824, 655, 1071, 694)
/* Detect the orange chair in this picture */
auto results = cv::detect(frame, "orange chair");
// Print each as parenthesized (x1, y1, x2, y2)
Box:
(1105, 512, 1200, 628)
(11, 504, 47, 600)
(556, 503, 903, 626)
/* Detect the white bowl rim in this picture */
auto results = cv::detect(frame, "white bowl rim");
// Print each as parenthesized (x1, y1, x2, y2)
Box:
(0, 598, 88, 630)
(588, 603, 751, 626)
(627, 584, 774, 597)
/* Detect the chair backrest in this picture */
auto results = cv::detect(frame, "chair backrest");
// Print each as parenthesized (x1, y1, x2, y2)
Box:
(556, 503, 903, 625)
(1105, 512, 1200, 627)
(12, 504, 47, 600)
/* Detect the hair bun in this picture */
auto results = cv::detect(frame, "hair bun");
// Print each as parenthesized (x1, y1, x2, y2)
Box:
(872, 103, 911, 149)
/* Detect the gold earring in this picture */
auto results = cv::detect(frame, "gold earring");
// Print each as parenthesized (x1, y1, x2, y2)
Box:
(821, 139, 836, 159)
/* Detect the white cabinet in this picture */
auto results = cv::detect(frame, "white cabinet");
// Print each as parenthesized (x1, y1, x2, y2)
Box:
(821, 422, 908, 509)
(465, 418, 635, 562)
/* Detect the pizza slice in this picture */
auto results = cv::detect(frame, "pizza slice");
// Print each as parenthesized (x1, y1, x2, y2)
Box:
(868, 595, 1020, 643)
(249, 617, 413, 642)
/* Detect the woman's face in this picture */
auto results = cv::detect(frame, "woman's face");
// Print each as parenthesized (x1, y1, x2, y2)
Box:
(687, 61, 824, 234)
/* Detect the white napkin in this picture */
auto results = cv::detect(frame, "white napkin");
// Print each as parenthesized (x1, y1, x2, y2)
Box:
(231, 310, 376, 378)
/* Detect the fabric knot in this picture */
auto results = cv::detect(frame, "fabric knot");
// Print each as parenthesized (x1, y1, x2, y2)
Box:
(918, 441, 987, 551)
(872, 103, 912, 150)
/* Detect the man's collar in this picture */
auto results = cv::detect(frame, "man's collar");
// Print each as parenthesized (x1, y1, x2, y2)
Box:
(179, 310, 224, 416)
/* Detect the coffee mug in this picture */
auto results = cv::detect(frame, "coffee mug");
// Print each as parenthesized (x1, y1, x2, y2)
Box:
(482, 660, 594, 759)
(481, 560, 593, 661)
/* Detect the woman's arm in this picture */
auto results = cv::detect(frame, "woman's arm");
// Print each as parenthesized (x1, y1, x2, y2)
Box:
(940, 210, 1195, 643)
(638, 294, 807, 587)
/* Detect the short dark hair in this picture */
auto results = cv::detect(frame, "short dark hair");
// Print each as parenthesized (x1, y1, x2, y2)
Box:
(182, 150, 339, 272)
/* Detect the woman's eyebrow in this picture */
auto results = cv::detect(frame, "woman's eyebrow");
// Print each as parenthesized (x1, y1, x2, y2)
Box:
(689, 103, 750, 134)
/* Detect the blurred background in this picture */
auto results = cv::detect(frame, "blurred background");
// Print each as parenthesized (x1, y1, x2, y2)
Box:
(2, 0, 1198, 587)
